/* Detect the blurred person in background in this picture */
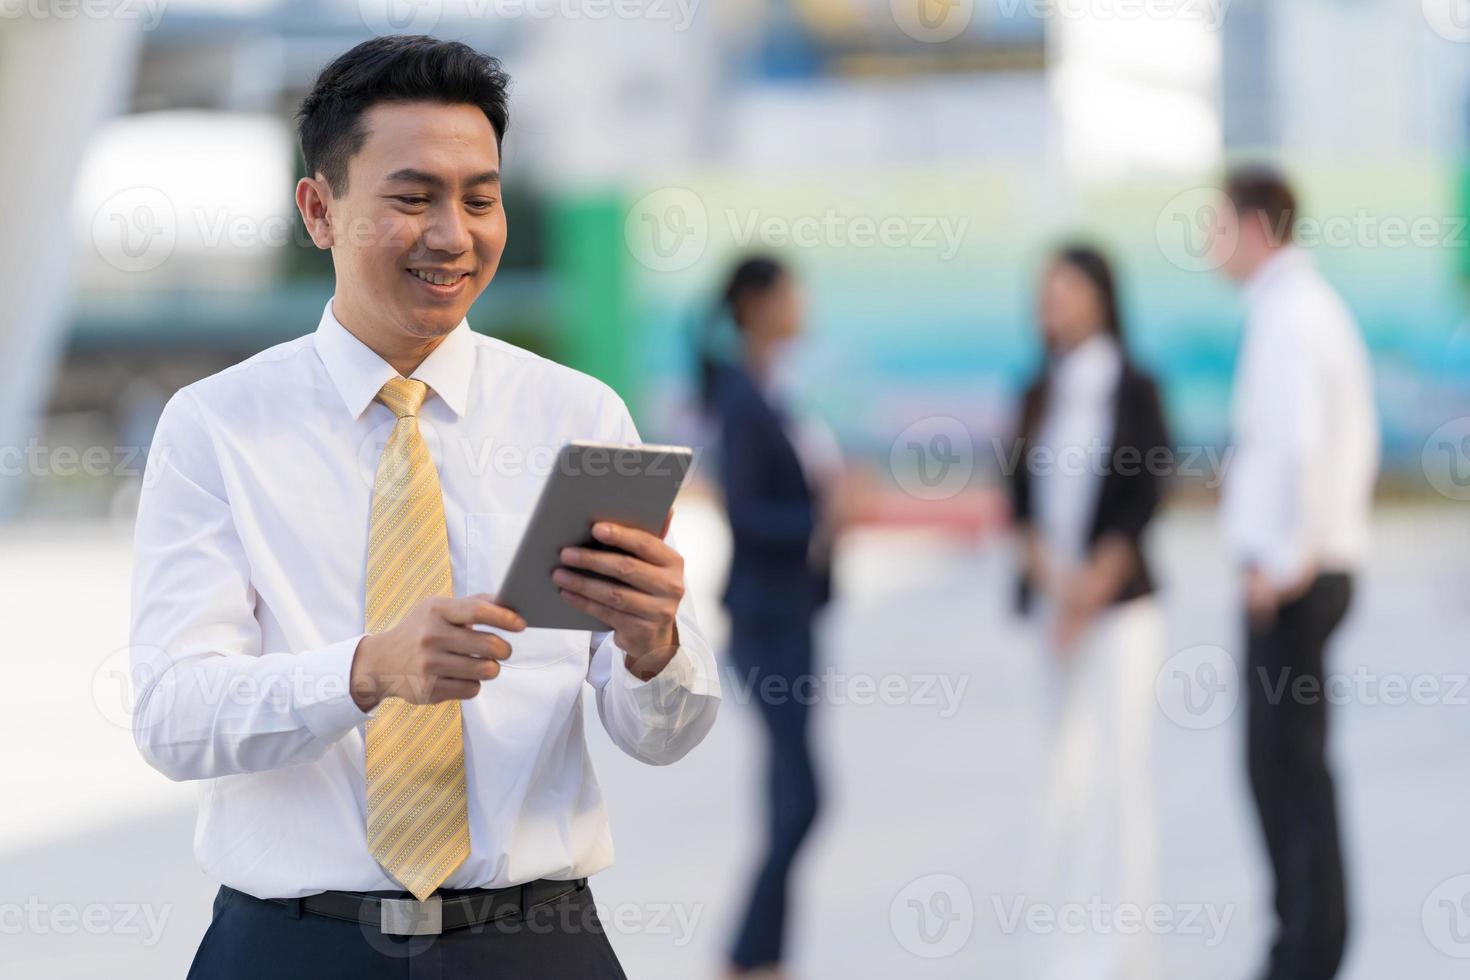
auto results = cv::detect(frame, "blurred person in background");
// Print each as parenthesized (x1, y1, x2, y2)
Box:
(128, 36, 720, 978)
(1216, 167, 1379, 980)
(698, 256, 846, 979)
(1010, 244, 1172, 980)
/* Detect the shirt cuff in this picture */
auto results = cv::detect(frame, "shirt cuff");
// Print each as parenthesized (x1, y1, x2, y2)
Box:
(1262, 549, 1314, 593)
(295, 633, 376, 742)
(614, 640, 694, 687)
(610, 643, 699, 723)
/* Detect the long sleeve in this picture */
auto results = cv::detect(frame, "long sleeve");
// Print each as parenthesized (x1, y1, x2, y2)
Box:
(586, 561, 722, 765)
(720, 403, 815, 547)
(583, 392, 721, 764)
(1223, 309, 1326, 589)
(129, 389, 373, 782)
(1103, 374, 1173, 542)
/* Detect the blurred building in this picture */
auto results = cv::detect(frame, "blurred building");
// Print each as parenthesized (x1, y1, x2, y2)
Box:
(4, 0, 1468, 518)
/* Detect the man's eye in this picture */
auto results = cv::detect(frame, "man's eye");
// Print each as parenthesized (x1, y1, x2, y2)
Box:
(468, 199, 497, 211)
(395, 196, 429, 206)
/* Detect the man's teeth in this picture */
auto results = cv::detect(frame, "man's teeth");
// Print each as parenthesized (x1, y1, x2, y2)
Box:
(409, 269, 464, 286)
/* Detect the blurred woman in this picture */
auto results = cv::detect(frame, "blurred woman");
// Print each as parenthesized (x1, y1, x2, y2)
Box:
(1010, 245, 1172, 980)
(700, 256, 843, 979)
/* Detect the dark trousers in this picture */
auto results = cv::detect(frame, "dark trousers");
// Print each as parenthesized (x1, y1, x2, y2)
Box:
(726, 612, 822, 971)
(1246, 572, 1353, 980)
(187, 881, 628, 979)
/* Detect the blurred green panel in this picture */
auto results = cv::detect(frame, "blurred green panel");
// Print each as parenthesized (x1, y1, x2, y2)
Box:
(1459, 157, 1470, 284)
(546, 194, 634, 405)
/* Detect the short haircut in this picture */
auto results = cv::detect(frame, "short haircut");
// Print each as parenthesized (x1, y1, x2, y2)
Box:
(297, 35, 511, 195)
(1225, 166, 1298, 244)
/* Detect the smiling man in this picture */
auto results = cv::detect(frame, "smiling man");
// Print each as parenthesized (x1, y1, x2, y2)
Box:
(128, 36, 720, 978)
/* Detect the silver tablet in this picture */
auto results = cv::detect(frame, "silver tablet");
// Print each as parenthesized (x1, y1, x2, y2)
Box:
(495, 441, 694, 630)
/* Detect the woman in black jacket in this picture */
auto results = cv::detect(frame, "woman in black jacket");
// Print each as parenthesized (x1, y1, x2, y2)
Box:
(1010, 244, 1172, 980)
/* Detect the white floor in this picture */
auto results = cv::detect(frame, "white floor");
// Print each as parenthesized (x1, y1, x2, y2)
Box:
(2, 504, 1468, 979)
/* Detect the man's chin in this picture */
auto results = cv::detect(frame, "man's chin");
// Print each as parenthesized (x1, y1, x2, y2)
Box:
(398, 298, 476, 337)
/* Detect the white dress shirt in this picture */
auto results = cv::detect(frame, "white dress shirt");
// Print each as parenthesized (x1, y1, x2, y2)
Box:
(129, 299, 722, 900)
(1033, 333, 1123, 578)
(1221, 246, 1379, 589)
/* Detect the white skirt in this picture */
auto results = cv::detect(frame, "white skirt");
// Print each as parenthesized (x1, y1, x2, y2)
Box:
(1028, 595, 1166, 980)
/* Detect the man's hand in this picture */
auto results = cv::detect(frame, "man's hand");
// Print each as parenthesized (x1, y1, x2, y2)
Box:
(350, 594, 526, 712)
(552, 515, 684, 681)
(1245, 563, 1317, 630)
(1244, 567, 1278, 628)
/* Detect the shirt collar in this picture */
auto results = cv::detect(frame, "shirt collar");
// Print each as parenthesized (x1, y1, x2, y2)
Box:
(313, 298, 475, 420)
(1049, 332, 1122, 397)
(1242, 245, 1310, 309)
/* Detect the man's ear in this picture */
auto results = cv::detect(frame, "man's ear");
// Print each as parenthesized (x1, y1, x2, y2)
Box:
(295, 175, 334, 249)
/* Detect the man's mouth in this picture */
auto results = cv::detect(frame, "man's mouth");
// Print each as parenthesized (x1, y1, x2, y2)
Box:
(407, 268, 470, 286)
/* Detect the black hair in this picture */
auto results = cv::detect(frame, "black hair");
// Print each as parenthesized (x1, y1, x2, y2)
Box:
(696, 255, 789, 411)
(1225, 165, 1298, 244)
(1019, 242, 1128, 443)
(297, 35, 511, 195)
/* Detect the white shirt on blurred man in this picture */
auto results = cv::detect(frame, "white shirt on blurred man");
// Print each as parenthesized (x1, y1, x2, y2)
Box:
(1221, 245, 1379, 591)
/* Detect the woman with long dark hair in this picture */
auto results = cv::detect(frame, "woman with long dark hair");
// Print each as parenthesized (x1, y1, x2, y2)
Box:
(1010, 245, 1172, 980)
(700, 256, 843, 979)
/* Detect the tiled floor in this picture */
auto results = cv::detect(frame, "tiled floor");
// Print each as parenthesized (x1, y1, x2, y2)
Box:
(2, 503, 1466, 978)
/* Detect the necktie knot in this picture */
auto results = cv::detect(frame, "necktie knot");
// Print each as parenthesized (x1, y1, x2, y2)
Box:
(377, 377, 429, 419)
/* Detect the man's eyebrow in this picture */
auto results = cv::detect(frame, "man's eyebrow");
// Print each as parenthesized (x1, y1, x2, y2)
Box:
(382, 168, 500, 189)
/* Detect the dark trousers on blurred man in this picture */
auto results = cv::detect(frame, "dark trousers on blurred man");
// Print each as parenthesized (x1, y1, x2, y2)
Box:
(1246, 572, 1353, 980)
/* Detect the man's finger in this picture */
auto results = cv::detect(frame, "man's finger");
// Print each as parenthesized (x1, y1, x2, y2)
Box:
(552, 569, 663, 617)
(428, 650, 503, 682)
(443, 626, 513, 661)
(590, 521, 678, 565)
(558, 589, 633, 633)
(557, 546, 669, 594)
(442, 594, 526, 631)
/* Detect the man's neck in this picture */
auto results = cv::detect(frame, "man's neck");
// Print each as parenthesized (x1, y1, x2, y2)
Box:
(1243, 244, 1294, 284)
(331, 296, 444, 378)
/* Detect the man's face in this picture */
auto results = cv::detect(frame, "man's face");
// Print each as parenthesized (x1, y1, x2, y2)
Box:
(323, 101, 506, 340)
(1216, 199, 1271, 282)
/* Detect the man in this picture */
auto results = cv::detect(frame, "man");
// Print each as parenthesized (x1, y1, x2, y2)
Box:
(129, 36, 720, 978)
(1215, 167, 1379, 980)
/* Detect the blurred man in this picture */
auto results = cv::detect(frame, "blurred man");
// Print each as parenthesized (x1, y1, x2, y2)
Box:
(1215, 168, 1379, 980)
(129, 35, 719, 978)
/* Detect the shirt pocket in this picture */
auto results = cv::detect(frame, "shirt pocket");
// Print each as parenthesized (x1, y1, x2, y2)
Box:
(464, 512, 588, 670)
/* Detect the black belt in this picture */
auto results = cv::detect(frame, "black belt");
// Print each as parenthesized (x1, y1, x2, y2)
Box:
(265, 877, 586, 936)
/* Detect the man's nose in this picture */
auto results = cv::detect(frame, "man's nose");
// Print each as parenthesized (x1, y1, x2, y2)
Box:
(422, 201, 473, 255)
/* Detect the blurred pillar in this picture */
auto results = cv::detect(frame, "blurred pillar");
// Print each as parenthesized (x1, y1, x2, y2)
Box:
(1047, 0, 1222, 183)
(1221, 0, 1278, 150)
(0, 11, 142, 519)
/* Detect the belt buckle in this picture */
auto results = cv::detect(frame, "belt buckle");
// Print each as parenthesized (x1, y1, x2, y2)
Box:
(380, 895, 443, 935)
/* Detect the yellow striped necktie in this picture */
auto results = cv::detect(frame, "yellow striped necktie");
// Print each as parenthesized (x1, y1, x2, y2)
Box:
(363, 377, 470, 902)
